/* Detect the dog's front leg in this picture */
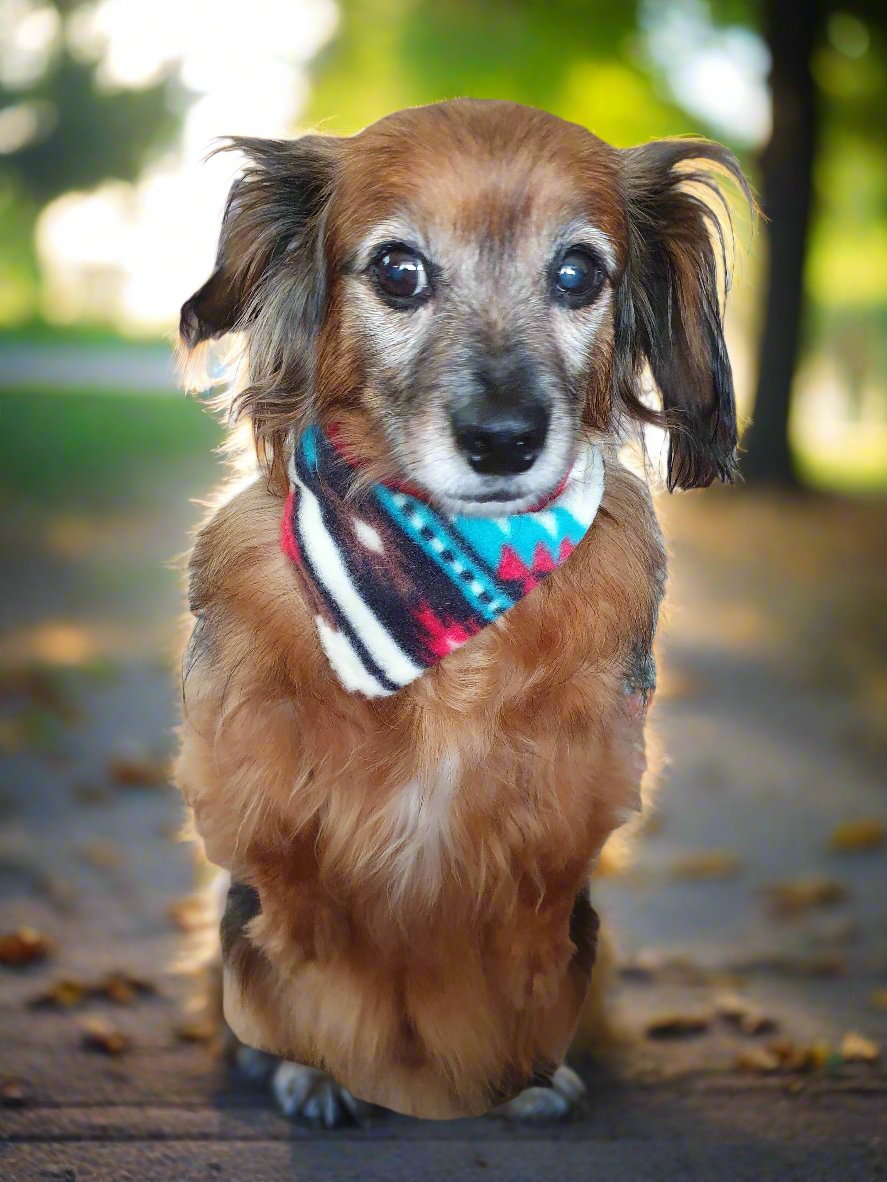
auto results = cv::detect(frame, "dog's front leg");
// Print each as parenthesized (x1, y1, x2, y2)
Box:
(219, 877, 374, 1128)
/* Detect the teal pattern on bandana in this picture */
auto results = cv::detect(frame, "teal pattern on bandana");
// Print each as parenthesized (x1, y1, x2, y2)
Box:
(282, 426, 605, 698)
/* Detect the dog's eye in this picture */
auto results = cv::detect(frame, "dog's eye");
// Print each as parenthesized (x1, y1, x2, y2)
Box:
(554, 249, 604, 305)
(373, 248, 428, 302)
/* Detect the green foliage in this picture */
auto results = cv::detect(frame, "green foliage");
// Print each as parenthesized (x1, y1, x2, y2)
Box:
(306, 0, 695, 145)
(0, 389, 223, 507)
(0, 3, 178, 206)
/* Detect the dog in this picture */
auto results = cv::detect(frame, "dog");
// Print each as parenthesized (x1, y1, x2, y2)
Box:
(175, 98, 749, 1124)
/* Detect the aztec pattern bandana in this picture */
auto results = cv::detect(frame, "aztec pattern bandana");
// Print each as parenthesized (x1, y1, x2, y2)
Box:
(281, 426, 605, 698)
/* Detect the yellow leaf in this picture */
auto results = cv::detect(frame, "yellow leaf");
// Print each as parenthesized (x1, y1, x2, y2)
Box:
(828, 819, 886, 853)
(670, 851, 742, 881)
(841, 1031, 881, 1063)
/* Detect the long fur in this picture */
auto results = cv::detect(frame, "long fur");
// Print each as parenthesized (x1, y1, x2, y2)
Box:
(174, 99, 748, 1118)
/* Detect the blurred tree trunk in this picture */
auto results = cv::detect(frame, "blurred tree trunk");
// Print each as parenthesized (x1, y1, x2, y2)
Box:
(743, 1, 821, 487)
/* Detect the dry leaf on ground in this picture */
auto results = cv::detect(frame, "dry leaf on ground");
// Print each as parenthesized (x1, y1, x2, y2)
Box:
(828, 819, 886, 853)
(714, 992, 777, 1035)
(645, 1011, 711, 1039)
(765, 1039, 835, 1072)
(78, 839, 124, 871)
(33, 971, 156, 1008)
(669, 851, 743, 881)
(107, 751, 169, 788)
(175, 1019, 215, 1043)
(0, 1078, 30, 1107)
(0, 926, 53, 967)
(620, 952, 739, 988)
(167, 897, 207, 932)
(734, 1046, 782, 1073)
(762, 876, 848, 917)
(80, 1017, 130, 1056)
(840, 1031, 881, 1063)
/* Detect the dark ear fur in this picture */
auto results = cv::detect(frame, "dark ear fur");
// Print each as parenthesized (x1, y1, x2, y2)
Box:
(179, 135, 340, 347)
(617, 140, 753, 490)
(179, 134, 342, 489)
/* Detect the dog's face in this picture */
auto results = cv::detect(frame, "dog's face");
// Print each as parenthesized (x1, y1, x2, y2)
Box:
(181, 100, 749, 507)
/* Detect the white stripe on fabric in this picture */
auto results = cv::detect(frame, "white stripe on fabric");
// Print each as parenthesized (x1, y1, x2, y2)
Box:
(295, 478, 424, 687)
(558, 446, 605, 526)
(314, 616, 391, 698)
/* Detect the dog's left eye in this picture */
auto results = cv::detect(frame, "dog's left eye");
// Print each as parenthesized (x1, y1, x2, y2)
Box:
(372, 248, 428, 302)
(553, 248, 604, 305)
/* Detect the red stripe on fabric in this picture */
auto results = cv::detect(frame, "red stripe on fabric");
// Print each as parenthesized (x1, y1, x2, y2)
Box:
(280, 490, 301, 564)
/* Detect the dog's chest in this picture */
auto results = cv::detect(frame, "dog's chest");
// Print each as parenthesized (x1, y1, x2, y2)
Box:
(379, 750, 462, 901)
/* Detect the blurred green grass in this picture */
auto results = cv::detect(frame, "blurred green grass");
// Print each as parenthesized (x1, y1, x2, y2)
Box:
(0, 389, 223, 507)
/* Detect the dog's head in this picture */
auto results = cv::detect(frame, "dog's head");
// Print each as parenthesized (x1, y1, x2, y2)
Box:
(181, 99, 751, 511)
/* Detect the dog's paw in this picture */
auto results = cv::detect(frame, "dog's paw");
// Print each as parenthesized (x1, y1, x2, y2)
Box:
(232, 1044, 279, 1082)
(493, 1064, 586, 1122)
(272, 1060, 372, 1129)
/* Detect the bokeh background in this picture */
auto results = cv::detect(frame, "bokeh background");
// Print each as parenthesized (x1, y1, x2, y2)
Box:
(1, 1, 886, 1177)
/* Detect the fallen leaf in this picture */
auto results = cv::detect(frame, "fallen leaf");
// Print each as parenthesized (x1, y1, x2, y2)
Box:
(670, 851, 742, 881)
(734, 1046, 782, 1073)
(870, 989, 887, 1012)
(762, 877, 848, 917)
(592, 844, 626, 878)
(0, 1077, 30, 1107)
(766, 1039, 835, 1072)
(645, 1011, 711, 1039)
(78, 839, 124, 871)
(828, 819, 886, 853)
(81, 1017, 130, 1056)
(0, 926, 53, 967)
(33, 971, 156, 1008)
(108, 750, 169, 788)
(715, 992, 777, 1035)
(32, 978, 88, 1008)
(840, 1031, 880, 1063)
(620, 952, 740, 988)
(0, 666, 73, 717)
(168, 898, 206, 932)
(175, 1019, 215, 1043)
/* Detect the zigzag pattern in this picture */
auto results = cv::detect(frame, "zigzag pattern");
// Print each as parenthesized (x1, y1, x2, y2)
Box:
(282, 426, 606, 698)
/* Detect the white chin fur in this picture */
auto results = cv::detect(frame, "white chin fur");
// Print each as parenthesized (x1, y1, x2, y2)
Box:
(430, 485, 565, 518)
(403, 421, 576, 518)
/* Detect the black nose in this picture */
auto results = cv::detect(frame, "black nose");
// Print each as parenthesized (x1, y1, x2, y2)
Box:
(451, 351, 550, 477)
(452, 404, 549, 476)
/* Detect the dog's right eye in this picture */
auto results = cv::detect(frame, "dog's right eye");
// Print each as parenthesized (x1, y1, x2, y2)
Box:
(371, 247, 429, 304)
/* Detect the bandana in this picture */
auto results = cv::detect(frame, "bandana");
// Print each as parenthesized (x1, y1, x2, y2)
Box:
(281, 426, 605, 698)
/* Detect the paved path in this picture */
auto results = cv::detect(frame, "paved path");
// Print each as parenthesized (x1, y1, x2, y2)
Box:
(0, 343, 178, 391)
(1, 442, 885, 1179)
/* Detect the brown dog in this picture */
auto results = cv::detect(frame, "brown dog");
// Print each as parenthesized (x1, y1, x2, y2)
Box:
(175, 99, 749, 1123)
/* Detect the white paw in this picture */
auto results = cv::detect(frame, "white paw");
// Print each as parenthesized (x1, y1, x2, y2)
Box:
(494, 1064, 587, 1122)
(233, 1044, 279, 1082)
(272, 1060, 371, 1128)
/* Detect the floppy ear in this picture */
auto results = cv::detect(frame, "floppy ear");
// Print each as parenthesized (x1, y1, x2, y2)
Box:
(616, 140, 753, 490)
(179, 134, 341, 348)
(179, 134, 343, 489)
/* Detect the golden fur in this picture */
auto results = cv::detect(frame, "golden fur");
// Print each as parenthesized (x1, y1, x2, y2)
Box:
(174, 99, 747, 1119)
(177, 460, 663, 1117)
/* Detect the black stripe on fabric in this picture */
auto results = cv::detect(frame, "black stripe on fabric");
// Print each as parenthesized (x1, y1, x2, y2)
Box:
(294, 436, 482, 661)
(291, 507, 402, 694)
(299, 426, 511, 600)
(294, 429, 510, 661)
